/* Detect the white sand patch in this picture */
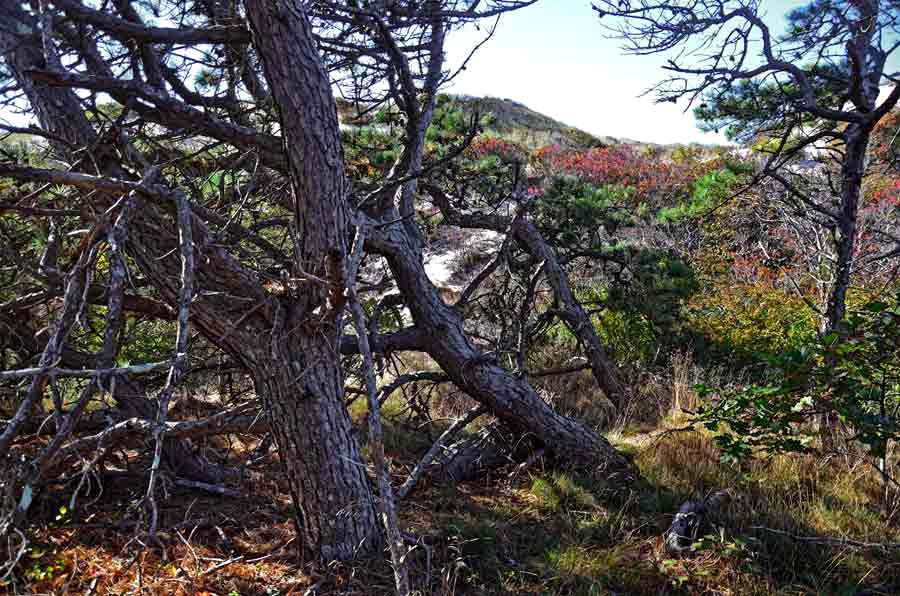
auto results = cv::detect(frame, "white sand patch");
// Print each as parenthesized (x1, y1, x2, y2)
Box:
(423, 228, 504, 290)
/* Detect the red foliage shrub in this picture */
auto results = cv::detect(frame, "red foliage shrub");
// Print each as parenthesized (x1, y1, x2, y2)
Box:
(467, 137, 527, 163)
(533, 144, 714, 202)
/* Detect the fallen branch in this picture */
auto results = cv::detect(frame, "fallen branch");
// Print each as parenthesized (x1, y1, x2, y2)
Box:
(55, 409, 266, 461)
(507, 447, 546, 479)
(750, 526, 900, 550)
(396, 405, 487, 500)
(146, 186, 195, 541)
(0, 220, 107, 456)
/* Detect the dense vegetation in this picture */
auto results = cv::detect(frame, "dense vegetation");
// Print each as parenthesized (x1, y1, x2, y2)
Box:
(1, 1, 900, 595)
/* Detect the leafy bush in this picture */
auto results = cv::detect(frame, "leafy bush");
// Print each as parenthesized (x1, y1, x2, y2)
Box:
(534, 143, 716, 206)
(695, 297, 900, 470)
(342, 126, 402, 181)
(685, 282, 819, 364)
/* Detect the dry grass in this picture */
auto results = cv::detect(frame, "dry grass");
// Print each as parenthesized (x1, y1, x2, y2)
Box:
(6, 359, 900, 595)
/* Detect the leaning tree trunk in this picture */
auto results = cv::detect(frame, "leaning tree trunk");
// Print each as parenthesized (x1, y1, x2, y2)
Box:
(0, 6, 225, 483)
(511, 218, 628, 408)
(425, 185, 629, 409)
(369, 224, 634, 477)
(123, 191, 382, 561)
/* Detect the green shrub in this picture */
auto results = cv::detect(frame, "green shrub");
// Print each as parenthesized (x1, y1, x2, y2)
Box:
(695, 297, 900, 471)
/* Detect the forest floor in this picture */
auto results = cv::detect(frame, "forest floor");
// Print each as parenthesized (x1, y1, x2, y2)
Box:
(9, 397, 900, 596)
(6, 220, 898, 596)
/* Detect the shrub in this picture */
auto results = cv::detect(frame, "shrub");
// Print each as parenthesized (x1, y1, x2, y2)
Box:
(695, 297, 900, 475)
(685, 282, 819, 364)
(658, 166, 742, 222)
(532, 177, 637, 247)
(534, 144, 716, 206)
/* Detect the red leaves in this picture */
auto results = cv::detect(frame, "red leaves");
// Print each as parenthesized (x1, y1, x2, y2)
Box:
(467, 136, 527, 162)
(534, 144, 711, 202)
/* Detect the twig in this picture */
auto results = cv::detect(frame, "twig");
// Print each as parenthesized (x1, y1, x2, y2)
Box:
(377, 371, 449, 406)
(0, 527, 27, 581)
(245, 536, 297, 563)
(0, 223, 105, 456)
(0, 359, 175, 380)
(346, 225, 411, 596)
(200, 555, 243, 576)
(750, 525, 900, 549)
(146, 188, 195, 542)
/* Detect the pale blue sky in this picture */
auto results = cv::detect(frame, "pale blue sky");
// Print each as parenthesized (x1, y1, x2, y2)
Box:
(0, 1, 826, 144)
(443, 0, 805, 145)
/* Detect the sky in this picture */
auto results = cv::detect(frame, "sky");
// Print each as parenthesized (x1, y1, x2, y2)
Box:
(0, 1, 816, 143)
(442, 0, 806, 145)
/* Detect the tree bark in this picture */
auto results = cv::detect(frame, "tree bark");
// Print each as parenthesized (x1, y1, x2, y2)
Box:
(825, 123, 871, 333)
(249, 341, 379, 562)
(367, 224, 634, 478)
(430, 422, 522, 484)
(243, 0, 382, 560)
(0, 7, 227, 484)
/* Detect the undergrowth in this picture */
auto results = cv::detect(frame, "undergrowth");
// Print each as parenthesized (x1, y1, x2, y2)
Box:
(10, 403, 899, 595)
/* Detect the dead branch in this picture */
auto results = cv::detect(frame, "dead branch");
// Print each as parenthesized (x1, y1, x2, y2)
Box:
(396, 405, 487, 500)
(346, 225, 411, 596)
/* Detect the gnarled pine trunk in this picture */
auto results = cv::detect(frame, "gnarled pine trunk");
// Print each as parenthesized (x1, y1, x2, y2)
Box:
(244, 0, 384, 559)
(3, 0, 383, 562)
(248, 339, 379, 561)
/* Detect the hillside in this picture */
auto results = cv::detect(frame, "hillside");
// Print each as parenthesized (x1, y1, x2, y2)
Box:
(452, 95, 627, 150)
(336, 94, 643, 151)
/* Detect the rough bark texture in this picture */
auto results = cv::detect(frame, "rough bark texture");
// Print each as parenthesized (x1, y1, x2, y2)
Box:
(243, 0, 381, 561)
(250, 343, 379, 562)
(431, 422, 521, 484)
(3, 0, 637, 563)
(0, 4, 93, 159)
(0, 6, 222, 482)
